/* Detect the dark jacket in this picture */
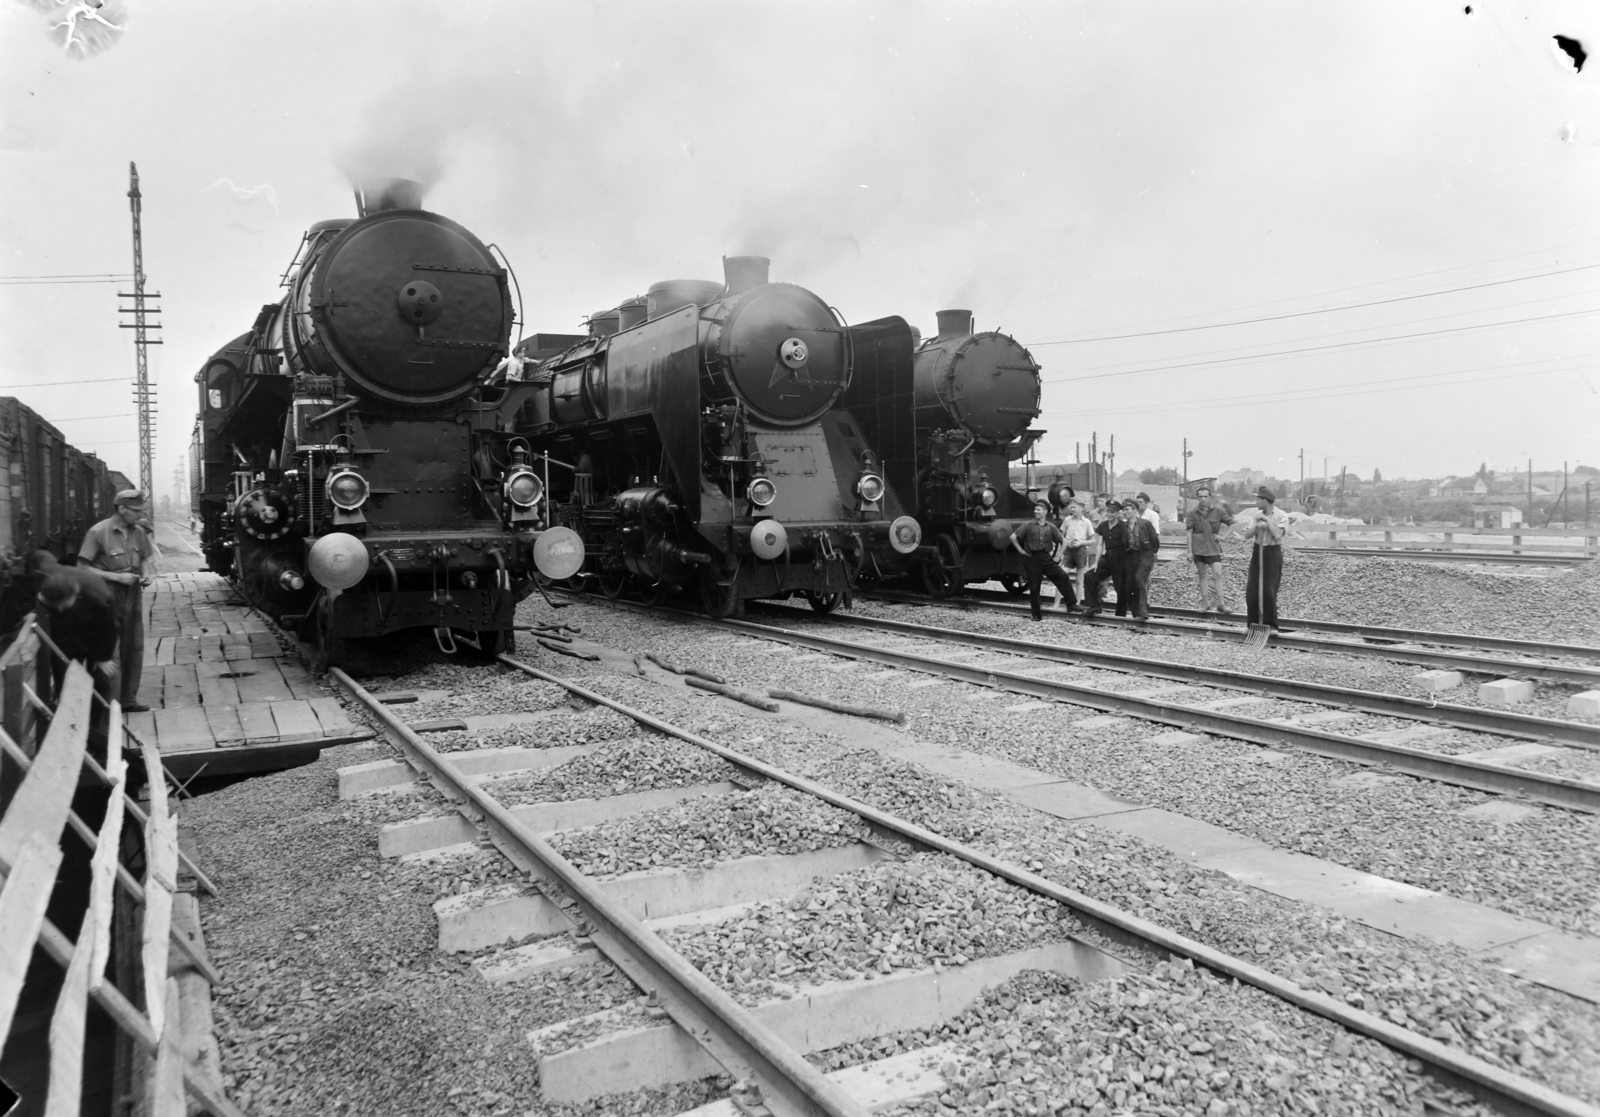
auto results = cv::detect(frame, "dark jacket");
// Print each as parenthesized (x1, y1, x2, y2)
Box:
(47, 594, 120, 664)
(1125, 518, 1161, 554)
(1095, 519, 1128, 558)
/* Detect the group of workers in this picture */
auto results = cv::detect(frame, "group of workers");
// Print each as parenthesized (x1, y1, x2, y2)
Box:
(30, 489, 156, 711)
(1008, 483, 1288, 629)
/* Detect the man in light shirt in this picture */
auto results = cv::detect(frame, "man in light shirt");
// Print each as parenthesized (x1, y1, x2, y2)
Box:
(1136, 492, 1162, 531)
(1184, 486, 1234, 613)
(1053, 499, 1095, 607)
(1243, 486, 1288, 631)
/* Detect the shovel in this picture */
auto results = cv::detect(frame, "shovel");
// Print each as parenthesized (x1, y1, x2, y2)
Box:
(1243, 541, 1272, 652)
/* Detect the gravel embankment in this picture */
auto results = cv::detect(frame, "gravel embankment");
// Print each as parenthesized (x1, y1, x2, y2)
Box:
(863, 967, 1495, 1117)
(505, 603, 1600, 1105)
(558, 601, 1600, 937)
(488, 735, 741, 805)
(663, 855, 1079, 1005)
(1146, 540, 1600, 645)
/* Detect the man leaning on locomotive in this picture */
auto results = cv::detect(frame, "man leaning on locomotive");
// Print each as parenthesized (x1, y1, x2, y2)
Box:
(77, 488, 157, 712)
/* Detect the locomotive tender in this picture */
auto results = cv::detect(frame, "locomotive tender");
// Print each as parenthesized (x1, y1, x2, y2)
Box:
(191, 180, 582, 666)
(512, 256, 923, 616)
(840, 309, 1045, 596)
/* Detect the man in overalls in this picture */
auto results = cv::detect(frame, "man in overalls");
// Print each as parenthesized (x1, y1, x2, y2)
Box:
(79, 489, 156, 712)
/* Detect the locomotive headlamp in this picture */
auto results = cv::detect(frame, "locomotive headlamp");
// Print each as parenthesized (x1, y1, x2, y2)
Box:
(855, 472, 886, 504)
(307, 533, 370, 592)
(889, 515, 922, 555)
(779, 338, 809, 369)
(505, 469, 544, 508)
(979, 485, 998, 508)
(747, 477, 778, 508)
(326, 469, 369, 510)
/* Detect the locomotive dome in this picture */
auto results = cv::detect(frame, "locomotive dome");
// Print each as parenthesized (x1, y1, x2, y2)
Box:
(292, 192, 510, 407)
(914, 309, 1042, 445)
(706, 257, 848, 427)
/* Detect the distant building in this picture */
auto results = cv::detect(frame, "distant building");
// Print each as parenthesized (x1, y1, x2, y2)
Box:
(1218, 467, 1267, 488)
(1471, 501, 1523, 529)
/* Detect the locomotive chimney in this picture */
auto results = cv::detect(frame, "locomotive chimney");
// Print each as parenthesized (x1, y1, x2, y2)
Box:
(722, 255, 770, 295)
(353, 177, 425, 217)
(935, 309, 974, 339)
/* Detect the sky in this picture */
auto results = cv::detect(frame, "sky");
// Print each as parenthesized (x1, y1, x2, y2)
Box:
(1, 0, 1597, 502)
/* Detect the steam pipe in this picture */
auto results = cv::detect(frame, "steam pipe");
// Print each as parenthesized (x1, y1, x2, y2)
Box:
(308, 397, 362, 428)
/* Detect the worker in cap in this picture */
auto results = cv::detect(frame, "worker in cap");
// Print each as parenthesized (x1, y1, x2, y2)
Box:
(78, 488, 157, 711)
(1081, 500, 1130, 616)
(1243, 485, 1287, 631)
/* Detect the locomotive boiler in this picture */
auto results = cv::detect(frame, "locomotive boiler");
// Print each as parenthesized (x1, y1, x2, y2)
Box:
(841, 309, 1045, 596)
(512, 256, 922, 616)
(191, 179, 583, 667)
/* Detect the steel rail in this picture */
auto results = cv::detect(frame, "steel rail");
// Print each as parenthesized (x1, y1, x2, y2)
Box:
(1297, 546, 1588, 567)
(570, 597, 1600, 813)
(801, 607, 1600, 751)
(952, 586, 1600, 663)
(328, 667, 867, 1117)
(496, 652, 1600, 1117)
(867, 588, 1600, 687)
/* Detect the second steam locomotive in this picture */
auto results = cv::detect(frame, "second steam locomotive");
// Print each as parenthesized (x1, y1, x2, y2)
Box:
(512, 257, 924, 616)
(191, 179, 583, 667)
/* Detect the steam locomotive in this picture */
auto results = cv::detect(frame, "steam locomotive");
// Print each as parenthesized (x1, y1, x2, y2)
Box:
(190, 180, 583, 668)
(841, 309, 1045, 596)
(510, 257, 923, 616)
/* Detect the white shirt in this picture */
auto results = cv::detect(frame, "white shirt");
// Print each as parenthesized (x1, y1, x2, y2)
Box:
(1062, 516, 1093, 546)
(1141, 507, 1161, 530)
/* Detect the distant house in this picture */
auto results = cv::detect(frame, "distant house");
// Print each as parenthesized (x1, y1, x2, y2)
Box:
(1471, 501, 1523, 529)
(1433, 476, 1486, 497)
(1218, 467, 1267, 489)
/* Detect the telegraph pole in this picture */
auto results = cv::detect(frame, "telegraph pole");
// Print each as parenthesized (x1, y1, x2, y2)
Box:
(121, 162, 161, 498)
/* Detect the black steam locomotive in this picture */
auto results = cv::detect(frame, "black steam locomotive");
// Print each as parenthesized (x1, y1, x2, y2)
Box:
(191, 180, 583, 667)
(510, 257, 923, 616)
(841, 309, 1045, 596)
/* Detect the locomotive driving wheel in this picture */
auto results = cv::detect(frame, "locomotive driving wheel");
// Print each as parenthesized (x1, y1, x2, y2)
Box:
(803, 590, 842, 614)
(477, 628, 515, 659)
(999, 573, 1025, 597)
(699, 569, 739, 618)
(597, 570, 625, 599)
(635, 578, 662, 607)
(310, 593, 348, 675)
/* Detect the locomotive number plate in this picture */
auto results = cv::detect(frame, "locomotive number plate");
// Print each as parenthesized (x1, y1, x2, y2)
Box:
(385, 548, 416, 563)
(763, 445, 817, 477)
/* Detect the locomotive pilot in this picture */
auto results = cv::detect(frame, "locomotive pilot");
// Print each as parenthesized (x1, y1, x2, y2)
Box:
(79, 488, 156, 713)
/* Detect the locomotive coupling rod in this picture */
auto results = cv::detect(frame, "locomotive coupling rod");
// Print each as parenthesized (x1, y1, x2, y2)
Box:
(329, 667, 867, 1117)
(308, 396, 362, 427)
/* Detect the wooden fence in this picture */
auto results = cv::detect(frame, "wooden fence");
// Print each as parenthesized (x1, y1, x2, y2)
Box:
(0, 614, 242, 1116)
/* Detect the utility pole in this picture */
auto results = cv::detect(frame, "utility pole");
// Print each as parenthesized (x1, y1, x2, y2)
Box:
(1182, 438, 1191, 487)
(1108, 434, 1116, 498)
(1299, 448, 1305, 507)
(121, 162, 161, 498)
(1528, 458, 1533, 524)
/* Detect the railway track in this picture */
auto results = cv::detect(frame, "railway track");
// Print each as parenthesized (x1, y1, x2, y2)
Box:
(1294, 546, 1591, 568)
(566, 592, 1600, 813)
(328, 654, 1600, 1117)
(865, 587, 1600, 688)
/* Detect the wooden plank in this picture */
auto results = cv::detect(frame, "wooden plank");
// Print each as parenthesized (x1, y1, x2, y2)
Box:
(162, 665, 200, 709)
(125, 708, 157, 746)
(235, 702, 279, 744)
(149, 977, 185, 1116)
(203, 703, 246, 747)
(139, 734, 177, 1038)
(43, 726, 122, 1117)
(269, 701, 322, 740)
(151, 707, 215, 754)
(173, 638, 201, 666)
(0, 835, 64, 1038)
(0, 665, 93, 866)
(155, 637, 176, 667)
(308, 696, 358, 736)
(235, 665, 291, 703)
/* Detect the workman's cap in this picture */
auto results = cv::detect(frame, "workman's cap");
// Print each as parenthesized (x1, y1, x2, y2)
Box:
(1106, 500, 1123, 510)
(1257, 486, 1276, 503)
(114, 489, 148, 510)
(1136, 492, 1151, 502)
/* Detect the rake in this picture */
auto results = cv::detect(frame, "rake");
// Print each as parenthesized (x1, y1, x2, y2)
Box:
(1242, 541, 1272, 652)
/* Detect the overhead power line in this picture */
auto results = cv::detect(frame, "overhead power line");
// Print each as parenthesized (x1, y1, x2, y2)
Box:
(0, 272, 133, 285)
(0, 377, 132, 390)
(1028, 261, 1600, 346)
(1042, 306, 1600, 386)
(48, 413, 129, 422)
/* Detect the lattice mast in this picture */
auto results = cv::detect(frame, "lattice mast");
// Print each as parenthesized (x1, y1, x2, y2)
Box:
(122, 161, 161, 497)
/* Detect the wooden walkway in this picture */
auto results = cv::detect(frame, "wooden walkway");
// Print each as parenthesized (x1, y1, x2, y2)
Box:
(124, 573, 369, 777)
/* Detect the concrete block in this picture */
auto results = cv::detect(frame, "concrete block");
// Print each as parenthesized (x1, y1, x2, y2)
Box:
(1479, 678, 1535, 705)
(1074, 715, 1129, 730)
(1360, 725, 1449, 746)
(1148, 731, 1203, 747)
(1003, 701, 1052, 713)
(1567, 690, 1600, 718)
(529, 939, 1127, 1102)
(1331, 771, 1403, 791)
(1457, 742, 1562, 765)
(675, 1043, 955, 1116)
(1412, 669, 1464, 693)
(1459, 800, 1542, 824)
(440, 843, 887, 954)
(378, 782, 740, 857)
(338, 744, 599, 798)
